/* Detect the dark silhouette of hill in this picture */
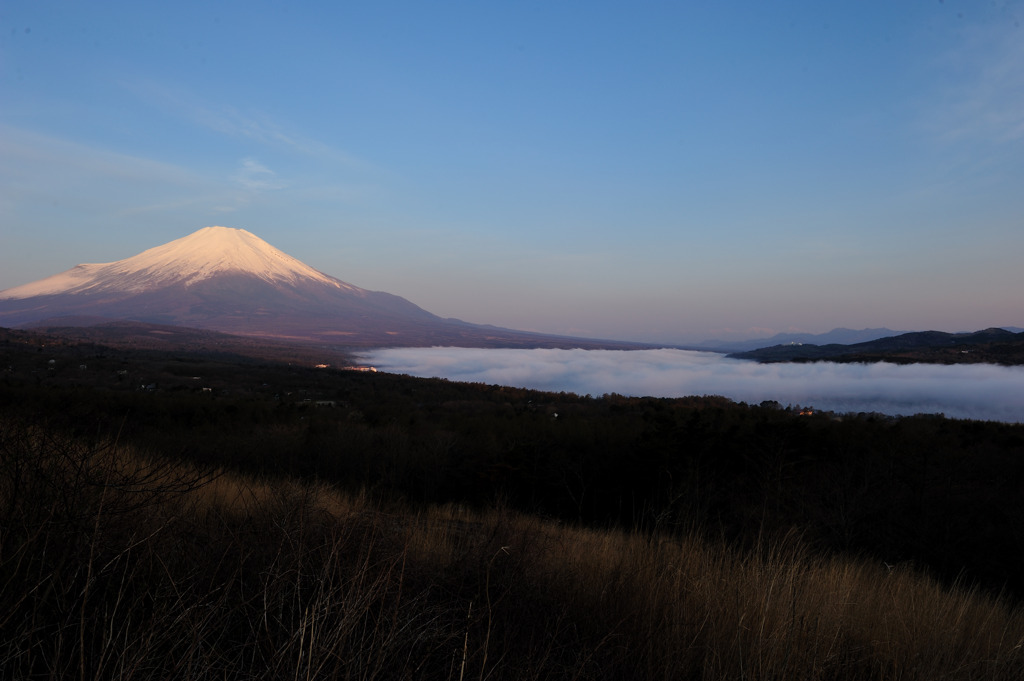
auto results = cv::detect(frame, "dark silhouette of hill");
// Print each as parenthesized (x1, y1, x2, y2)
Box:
(4, 324, 1024, 607)
(696, 327, 904, 352)
(730, 327, 1024, 364)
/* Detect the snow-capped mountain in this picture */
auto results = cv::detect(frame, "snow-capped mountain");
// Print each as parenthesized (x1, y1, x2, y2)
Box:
(1, 226, 351, 297)
(0, 227, 636, 349)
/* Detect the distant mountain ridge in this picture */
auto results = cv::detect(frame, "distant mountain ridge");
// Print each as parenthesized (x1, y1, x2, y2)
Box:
(729, 327, 1024, 365)
(695, 327, 906, 353)
(0, 227, 645, 349)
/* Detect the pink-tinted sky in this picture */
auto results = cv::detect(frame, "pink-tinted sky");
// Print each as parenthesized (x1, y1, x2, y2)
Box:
(2, 1, 1022, 343)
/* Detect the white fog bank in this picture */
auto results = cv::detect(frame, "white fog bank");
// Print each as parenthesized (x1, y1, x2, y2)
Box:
(357, 348, 1024, 423)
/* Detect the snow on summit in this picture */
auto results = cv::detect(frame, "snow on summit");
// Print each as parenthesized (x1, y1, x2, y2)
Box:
(0, 225, 643, 347)
(0, 227, 350, 299)
(116, 227, 345, 288)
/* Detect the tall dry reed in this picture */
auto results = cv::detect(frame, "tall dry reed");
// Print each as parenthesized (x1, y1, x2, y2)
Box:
(2, 417, 1022, 679)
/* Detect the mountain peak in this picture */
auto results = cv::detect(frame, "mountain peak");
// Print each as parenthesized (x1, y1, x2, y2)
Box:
(0, 225, 646, 348)
(120, 226, 346, 288)
(0, 226, 348, 299)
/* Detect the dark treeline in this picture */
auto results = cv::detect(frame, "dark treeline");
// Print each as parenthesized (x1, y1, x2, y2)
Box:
(3, 334, 1023, 604)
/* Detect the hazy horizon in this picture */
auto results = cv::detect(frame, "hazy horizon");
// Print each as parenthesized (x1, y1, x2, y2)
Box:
(2, 2, 1023, 344)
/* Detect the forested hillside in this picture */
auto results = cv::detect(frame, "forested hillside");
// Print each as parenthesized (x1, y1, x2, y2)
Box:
(732, 327, 1024, 364)
(3, 327, 1024, 678)
(4, 326, 1023, 600)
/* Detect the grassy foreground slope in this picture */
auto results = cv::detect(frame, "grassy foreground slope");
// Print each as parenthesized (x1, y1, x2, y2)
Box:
(3, 327, 1024, 678)
(2, 420, 1022, 680)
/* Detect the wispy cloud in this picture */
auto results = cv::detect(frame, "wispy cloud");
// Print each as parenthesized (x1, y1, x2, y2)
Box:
(0, 123, 375, 230)
(125, 80, 370, 168)
(0, 124, 220, 217)
(358, 347, 1024, 423)
(231, 157, 286, 193)
(926, 17, 1024, 144)
(0, 124, 200, 187)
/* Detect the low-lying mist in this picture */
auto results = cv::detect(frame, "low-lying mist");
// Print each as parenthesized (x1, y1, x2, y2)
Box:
(358, 348, 1024, 423)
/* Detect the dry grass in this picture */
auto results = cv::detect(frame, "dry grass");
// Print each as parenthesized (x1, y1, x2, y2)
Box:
(2, 418, 1023, 680)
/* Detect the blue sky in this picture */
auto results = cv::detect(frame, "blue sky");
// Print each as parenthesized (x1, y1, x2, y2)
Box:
(2, 1, 1022, 343)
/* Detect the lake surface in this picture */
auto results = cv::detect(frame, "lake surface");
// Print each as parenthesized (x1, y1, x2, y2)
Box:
(358, 347, 1024, 423)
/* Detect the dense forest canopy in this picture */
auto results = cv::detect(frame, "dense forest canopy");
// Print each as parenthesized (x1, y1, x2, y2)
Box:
(3, 326, 1023, 601)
